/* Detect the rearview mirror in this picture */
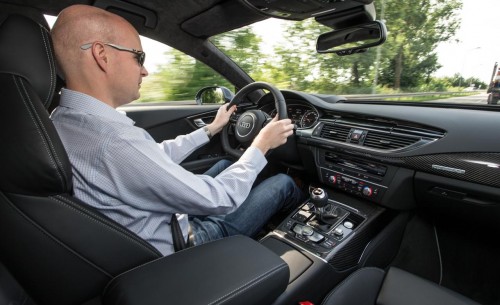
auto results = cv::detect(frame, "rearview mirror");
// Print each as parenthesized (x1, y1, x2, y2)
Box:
(316, 20, 387, 56)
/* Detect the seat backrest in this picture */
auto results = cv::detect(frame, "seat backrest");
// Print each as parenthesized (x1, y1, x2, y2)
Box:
(0, 10, 161, 305)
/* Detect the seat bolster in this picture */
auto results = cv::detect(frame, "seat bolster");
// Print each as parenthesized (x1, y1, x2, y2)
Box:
(377, 267, 480, 305)
(322, 267, 385, 305)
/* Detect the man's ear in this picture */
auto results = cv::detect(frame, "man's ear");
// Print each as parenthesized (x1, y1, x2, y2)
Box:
(91, 42, 108, 72)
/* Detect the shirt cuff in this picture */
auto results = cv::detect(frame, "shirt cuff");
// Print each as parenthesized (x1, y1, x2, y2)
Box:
(193, 127, 211, 144)
(239, 146, 267, 172)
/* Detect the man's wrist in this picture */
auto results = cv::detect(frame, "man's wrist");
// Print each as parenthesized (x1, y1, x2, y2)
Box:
(250, 142, 269, 155)
(203, 126, 213, 139)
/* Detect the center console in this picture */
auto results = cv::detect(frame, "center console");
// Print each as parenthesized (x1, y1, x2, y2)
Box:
(256, 137, 417, 304)
(261, 185, 404, 305)
(274, 187, 368, 260)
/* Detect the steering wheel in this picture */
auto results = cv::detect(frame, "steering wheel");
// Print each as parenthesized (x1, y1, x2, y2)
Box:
(221, 82, 287, 158)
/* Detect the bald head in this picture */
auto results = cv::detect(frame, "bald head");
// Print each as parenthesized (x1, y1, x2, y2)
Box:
(51, 4, 138, 79)
(51, 5, 147, 107)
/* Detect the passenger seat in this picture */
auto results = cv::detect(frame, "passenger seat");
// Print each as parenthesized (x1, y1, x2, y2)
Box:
(322, 267, 480, 305)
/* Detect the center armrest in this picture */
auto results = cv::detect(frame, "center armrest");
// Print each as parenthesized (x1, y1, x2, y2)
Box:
(102, 235, 290, 305)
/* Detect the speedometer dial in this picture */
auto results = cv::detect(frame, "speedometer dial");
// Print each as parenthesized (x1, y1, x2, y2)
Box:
(300, 110, 319, 128)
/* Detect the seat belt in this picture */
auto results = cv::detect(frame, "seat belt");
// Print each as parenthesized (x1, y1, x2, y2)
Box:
(171, 213, 187, 252)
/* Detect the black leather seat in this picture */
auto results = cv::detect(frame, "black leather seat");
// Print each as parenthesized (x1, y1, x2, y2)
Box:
(0, 12, 161, 305)
(0, 11, 292, 305)
(322, 267, 480, 305)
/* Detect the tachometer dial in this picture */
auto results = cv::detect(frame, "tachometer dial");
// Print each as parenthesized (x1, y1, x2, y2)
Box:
(300, 110, 319, 128)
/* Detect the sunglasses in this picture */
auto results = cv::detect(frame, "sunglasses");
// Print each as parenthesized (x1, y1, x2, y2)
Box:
(80, 42, 146, 66)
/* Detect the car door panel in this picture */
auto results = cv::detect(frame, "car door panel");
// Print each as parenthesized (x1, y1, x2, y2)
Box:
(122, 104, 228, 172)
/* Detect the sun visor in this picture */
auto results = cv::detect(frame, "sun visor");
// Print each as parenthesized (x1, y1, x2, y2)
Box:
(241, 0, 374, 21)
(181, 1, 267, 38)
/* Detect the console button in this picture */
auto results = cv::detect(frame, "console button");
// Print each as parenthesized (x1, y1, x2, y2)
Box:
(302, 203, 313, 211)
(333, 227, 344, 236)
(343, 221, 354, 229)
(328, 175, 336, 184)
(362, 186, 373, 197)
(292, 210, 310, 222)
(320, 239, 336, 249)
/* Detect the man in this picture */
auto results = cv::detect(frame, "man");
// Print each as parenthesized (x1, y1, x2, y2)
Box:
(50, 5, 304, 256)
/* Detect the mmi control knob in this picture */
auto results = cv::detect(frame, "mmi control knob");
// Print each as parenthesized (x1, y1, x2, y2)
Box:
(362, 186, 373, 197)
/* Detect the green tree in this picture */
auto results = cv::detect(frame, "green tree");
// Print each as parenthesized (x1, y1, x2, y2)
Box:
(138, 49, 232, 102)
(379, 0, 462, 90)
(212, 27, 262, 78)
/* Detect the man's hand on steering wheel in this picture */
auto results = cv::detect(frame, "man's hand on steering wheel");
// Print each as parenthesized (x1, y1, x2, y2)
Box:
(206, 103, 237, 136)
(251, 116, 294, 155)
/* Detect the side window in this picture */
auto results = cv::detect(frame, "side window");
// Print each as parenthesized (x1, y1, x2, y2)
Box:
(138, 36, 233, 104)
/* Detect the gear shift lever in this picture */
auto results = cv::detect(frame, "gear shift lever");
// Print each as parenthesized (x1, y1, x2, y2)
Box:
(309, 188, 343, 230)
(310, 188, 328, 215)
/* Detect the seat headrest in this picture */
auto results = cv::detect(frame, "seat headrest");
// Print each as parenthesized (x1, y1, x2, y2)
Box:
(0, 14, 72, 196)
(0, 14, 55, 108)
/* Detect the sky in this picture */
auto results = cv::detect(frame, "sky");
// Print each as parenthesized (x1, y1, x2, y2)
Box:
(45, 0, 500, 83)
(434, 0, 500, 83)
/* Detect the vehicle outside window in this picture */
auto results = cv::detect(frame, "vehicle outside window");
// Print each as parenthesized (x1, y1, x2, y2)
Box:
(47, 0, 499, 107)
(130, 0, 498, 108)
(136, 41, 233, 104)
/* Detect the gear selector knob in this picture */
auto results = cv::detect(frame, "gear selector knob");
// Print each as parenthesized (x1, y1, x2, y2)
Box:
(310, 188, 328, 211)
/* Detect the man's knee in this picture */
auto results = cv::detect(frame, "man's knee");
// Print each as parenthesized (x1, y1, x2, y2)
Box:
(267, 174, 300, 198)
(272, 173, 295, 187)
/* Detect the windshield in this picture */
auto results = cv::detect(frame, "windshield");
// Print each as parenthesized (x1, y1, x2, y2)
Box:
(47, 0, 499, 106)
(210, 0, 499, 106)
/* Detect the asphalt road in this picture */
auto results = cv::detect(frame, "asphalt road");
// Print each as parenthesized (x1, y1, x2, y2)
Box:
(430, 92, 490, 104)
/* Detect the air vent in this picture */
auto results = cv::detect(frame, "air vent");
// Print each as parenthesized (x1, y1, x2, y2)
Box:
(320, 124, 350, 142)
(392, 126, 445, 139)
(363, 131, 419, 150)
(315, 117, 444, 151)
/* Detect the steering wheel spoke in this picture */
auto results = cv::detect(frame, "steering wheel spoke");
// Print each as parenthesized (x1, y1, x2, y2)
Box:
(221, 82, 287, 159)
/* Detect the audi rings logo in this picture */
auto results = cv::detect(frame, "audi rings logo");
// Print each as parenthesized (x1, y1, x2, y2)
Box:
(236, 114, 255, 138)
(239, 122, 251, 129)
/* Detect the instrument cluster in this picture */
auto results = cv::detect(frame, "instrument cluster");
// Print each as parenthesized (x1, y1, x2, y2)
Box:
(260, 101, 319, 129)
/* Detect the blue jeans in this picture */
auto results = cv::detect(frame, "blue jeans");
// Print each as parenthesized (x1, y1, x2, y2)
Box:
(190, 159, 305, 245)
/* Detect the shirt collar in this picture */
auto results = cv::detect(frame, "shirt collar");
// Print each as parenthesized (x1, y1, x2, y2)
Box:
(59, 88, 135, 125)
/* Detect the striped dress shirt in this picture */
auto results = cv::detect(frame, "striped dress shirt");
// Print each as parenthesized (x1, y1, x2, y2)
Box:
(50, 88, 267, 255)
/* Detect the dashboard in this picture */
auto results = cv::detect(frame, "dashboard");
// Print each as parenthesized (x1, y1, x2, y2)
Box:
(256, 90, 500, 225)
(259, 99, 320, 129)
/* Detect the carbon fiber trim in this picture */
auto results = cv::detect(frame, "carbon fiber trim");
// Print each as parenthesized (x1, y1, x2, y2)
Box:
(329, 227, 373, 270)
(329, 211, 388, 271)
(386, 153, 500, 188)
